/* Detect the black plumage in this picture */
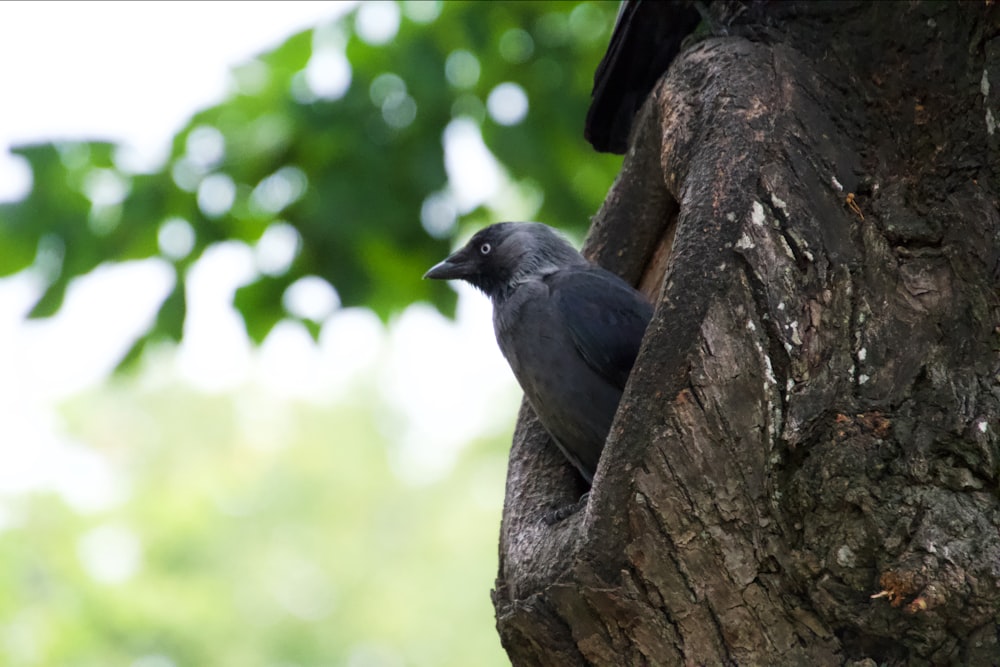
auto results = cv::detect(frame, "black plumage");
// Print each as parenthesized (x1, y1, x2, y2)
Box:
(584, 0, 703, 154)
(424, 222, 652, 484)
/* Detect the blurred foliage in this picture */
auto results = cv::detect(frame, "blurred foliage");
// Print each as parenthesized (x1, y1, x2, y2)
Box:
(0, 379, 511, 666)
(0, 0, 622, 363)
(0, 3, 628, 664)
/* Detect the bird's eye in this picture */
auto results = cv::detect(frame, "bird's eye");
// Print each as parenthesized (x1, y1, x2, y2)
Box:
(480, 242, 492, 255)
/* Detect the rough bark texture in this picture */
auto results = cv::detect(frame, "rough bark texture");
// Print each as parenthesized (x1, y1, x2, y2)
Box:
(492, 2, 1000, 665)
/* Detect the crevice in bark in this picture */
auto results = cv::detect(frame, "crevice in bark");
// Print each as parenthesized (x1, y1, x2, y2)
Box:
(732, 246, 790, 422)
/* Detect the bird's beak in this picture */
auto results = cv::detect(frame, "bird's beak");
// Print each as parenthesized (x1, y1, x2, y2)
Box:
(423, 250, 470, 280)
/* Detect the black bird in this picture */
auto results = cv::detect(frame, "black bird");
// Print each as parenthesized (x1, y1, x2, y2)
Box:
(424, 222, 652, 484)
(585, 0, 703, 154)
(586, 1, 764, 153)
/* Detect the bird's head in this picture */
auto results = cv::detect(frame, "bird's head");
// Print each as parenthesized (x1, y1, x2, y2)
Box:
(424, 222, 588, 301)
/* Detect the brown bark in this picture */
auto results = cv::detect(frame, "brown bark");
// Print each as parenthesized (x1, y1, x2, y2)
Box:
(492, 2, 1000, 665)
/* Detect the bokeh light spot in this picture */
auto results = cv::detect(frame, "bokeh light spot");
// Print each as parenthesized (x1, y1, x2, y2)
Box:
(499, 28, 534, 64)
(56, 142, 91, 170)
(402, 0, 442, 24)
(382, 92, 417, 129)
(445, 49, 480, 89)
(230, 58, 270, 96)
(569, 2, 608, 43)
(197, 173, 236, 218)
(535, 11, 570, 47)
(369, 72, 406, 107)
(88, 204, 121, 236)
(284, 275, 340, 322)
(185, 125, 225, 171)
(420, 191, 458, 238)
(250, 113, 293, 155)
(289, 71, 316, 104)
(370, 73, 416, 129)
(158, 217, 196, 260)
(355, 1, 401, 45)
(81, 169, 129, 236)
(305, 48, 352, 101)
(487, 82, 529, 126)
(250, 166, 308, 215)
(255, 221, 301, 276)
(82, 168, 128, 208)
(171, 157, 202, 193)
(113, 141, 166, 174)
(35, 233, 65, 283)
(313, 19, 349, 51)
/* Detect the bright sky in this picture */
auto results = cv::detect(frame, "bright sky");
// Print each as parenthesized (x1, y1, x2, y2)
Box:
(0, 1, 519, 510)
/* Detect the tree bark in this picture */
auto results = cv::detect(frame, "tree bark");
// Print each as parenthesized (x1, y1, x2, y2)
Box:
(492, 2, 1000, 665)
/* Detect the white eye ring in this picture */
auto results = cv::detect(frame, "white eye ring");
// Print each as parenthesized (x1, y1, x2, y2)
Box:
(480, 242, 492, 255)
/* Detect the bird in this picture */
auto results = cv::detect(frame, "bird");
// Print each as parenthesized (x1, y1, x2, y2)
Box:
(585, 0, 704, 153)
(424, 222, 653, 485)
(586, 0, 766, 154)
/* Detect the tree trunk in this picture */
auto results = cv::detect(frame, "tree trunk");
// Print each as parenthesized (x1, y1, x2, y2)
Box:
(492, 2, 1000, 665)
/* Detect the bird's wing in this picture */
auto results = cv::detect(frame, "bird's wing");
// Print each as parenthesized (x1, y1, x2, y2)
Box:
(550, 268, 654, 390)
(584, 0, 703, 153)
